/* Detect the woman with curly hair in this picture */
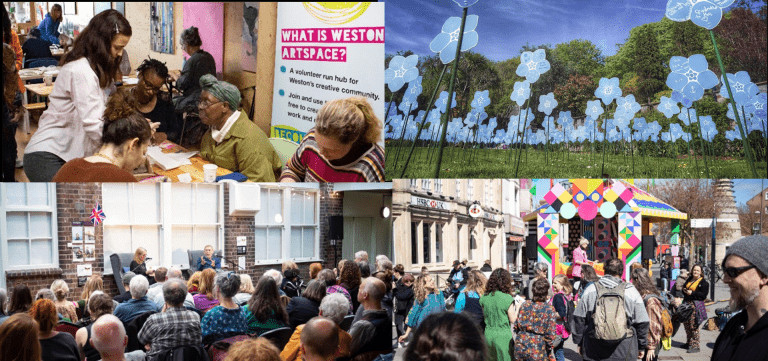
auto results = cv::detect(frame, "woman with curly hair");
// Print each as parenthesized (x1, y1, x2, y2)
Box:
(187, 271, 202, 293)
(455, 270, 487, 328)
(29, 299, 80, 361)
(339, 260, 362, 313)
(193, 268, 220, 312)
(481, 268, 518, 361)
(397, 274, 446, 344)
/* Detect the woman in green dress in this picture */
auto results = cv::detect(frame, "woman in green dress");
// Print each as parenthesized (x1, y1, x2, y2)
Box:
(480, 268, 519, 361)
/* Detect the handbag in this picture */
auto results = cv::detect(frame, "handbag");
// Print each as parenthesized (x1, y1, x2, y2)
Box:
(673, 302, 694, 322)
(694, 300, 708, 327)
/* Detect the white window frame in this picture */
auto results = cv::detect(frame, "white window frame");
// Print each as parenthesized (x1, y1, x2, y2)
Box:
(102, 183, 225, 273)
(455, 180, 462, 199)
(435, 180, 443, 194)
(467, 180, 474, 200)
(409, 179, 417, 189)
(253, 185, 321, 265)
(421, 179, 431, 192)
(0, 184, 59, 285)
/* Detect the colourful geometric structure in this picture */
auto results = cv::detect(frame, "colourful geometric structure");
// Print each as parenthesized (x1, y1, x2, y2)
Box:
(537, 213, 560, 280)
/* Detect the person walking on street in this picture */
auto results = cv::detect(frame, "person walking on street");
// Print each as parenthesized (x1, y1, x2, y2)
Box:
(573, 258, 650, 361)
(681, 264, 708, 353)
(630, 267, 665, 361)
(711, 235, 768, 361)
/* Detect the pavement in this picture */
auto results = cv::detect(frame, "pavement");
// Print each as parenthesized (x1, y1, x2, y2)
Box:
(391, 263, 731, 360)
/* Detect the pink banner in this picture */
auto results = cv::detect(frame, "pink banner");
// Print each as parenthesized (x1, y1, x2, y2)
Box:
(281, 27, 385, 43)
(281, 46, 347, 62)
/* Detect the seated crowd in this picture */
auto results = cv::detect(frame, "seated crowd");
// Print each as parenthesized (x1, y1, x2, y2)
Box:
(0, 250, 402, 361)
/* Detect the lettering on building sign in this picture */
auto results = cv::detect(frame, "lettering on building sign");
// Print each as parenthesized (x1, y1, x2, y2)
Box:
(411, 196, 448, 210)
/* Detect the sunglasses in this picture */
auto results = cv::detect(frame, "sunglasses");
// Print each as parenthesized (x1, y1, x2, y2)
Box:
(723, 265, 756, 278)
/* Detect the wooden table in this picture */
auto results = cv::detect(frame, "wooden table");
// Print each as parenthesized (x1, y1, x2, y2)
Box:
(19, 67, 61, 134)
(150, 141, 233, 182)
(25, 83, 55, 97)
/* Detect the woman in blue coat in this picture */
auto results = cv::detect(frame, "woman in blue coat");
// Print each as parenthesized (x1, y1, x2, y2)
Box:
(37, 4, 62, 45)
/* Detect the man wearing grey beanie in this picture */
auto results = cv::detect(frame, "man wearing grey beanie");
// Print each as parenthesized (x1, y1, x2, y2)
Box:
(711, 235, 768, 361)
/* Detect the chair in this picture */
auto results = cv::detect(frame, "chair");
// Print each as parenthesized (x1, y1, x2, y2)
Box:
(124, 311, 157, 353)
(268, 138, 300, 167)
(54, 321, 79, 338)
(153, 344, 211, 361)
(259, 327, 293, 351)
(340, 314, 355, 332)
(187, 249, 223, 271)
(109, 253, 136, 291)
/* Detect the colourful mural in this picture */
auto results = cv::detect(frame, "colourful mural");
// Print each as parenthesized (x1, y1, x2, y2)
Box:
(618, 212, 642, 278)
(537, 213, 560, 280)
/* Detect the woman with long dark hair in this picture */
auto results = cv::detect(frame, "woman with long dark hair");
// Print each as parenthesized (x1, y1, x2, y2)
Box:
(631, 267, 664, 361)
(25, 9, 132, 181)
(681, 264, 708, 353)
(244, 276, 289, 335)
(8, 284, 33, 315)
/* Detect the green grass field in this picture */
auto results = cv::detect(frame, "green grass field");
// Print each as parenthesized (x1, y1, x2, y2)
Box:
(385, 146, 766, 179)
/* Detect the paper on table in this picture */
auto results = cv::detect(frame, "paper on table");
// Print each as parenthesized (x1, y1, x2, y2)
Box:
(122, 77, 139, 85)
(146, 146, 197, 170)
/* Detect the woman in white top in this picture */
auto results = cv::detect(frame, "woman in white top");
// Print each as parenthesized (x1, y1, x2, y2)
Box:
(24, 10, 132, 182)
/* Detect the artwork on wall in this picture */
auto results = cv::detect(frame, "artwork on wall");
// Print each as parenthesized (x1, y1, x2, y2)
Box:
(242, 2, 260, 72)
(150, 2, 174, 54)
(94, 2, 111, 15)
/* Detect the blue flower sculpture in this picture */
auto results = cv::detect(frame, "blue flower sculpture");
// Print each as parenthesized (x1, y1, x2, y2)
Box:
(508, 109, 534, 138)
(585, 99, 605, 120)
(632, 117, 647, 141)
(385, 114, 403, 139)
(677, 107, 697, 126)
(470, 90, 491, 110)
(746, 93, 767, 119)
(665, 0, 735, 30)
(516, 49, 551, 83)
(406, 76, 424, 99)
(430, 15, 480, 64)
(671, 90, 694, 109)
(698, 116, 718, 141)
(385, 55, 419, 92)
(510, 81, 531, 106)
(452, 0, 480, 8)
(719, 71, 760, 105)
(615, 95, 641, 121)
(435, 91, 458, 113)
(645, 121, 662, 142)
(538, 92, 557, 116)
(667, 54, 719, 102)
(398, 92, 418, 114)
(595, 77, 622, 105)
(658, 95, 680, 119)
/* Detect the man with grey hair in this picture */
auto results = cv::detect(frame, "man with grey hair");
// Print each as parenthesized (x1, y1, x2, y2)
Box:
(355, 250, 369, 263)
(375, 254, 390, 270)
(138, 278, 202, 358)
(113, 275, 159, 323)
(280, 293, 353, 360)
(148, 267, 194, 309)
(349, 277, 391, 358)
(114, 272, 136, 303)
(264, 269, 286, 296)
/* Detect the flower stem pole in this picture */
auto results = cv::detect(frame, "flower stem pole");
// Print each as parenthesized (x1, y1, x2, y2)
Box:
(685, 109, 699, 176)
(399, 64, 448, 178)
(709, 30, 757, 177)
(693, 111, 710, 178)
(600, 115, 608, 176)
(433, 7, 468, 178)
(514, 104, 532, 177)
(392, 103, 413, 170)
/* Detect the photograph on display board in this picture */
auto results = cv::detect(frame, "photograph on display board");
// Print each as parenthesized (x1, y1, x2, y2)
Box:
(7, 2, 386, 183)
(383, 0, 767, 179)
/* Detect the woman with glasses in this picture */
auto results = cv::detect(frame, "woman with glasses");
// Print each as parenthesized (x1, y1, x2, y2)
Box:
(681, 264, 709, 353)
(133, 58, 176, 142)
(197, 74, 282, 182)
(200, 273, 249, 344)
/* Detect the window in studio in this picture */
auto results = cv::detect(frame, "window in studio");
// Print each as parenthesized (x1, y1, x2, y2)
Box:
(254, 186, 319, 264)
(1, 184, 58, 275)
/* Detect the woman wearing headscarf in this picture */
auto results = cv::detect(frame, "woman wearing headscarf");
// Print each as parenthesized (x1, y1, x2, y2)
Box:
(198, 74, 282, 182)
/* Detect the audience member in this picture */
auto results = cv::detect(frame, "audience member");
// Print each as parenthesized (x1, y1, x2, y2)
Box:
(681, 264, 708, 353)
(187, 271, 202, 293)
(393, 264, 405, 283)
(113, 275, 158, 323)
(481, 268, 517, 361)
(138, 278, 202, 358)
(404, 312, 486, 361)
(576, 264, 600, 300)
(24, 10, 132, 181)
(223, 337, 282, 361)
(35, 288, 55, 302)
(282, 262, 305, 298)
(145, 266, 168, 305)
(310, 263, 323, 280)
(30, 299, 80, 361)
(348, 277, 392, 359)
(200, 273, 249, 344)
(193, 269, 220, 312)
(263, 269, 287, 297)
(300, 317, 340, 361)
(339, 261, 363, 313)
(514, 278, 558, 361)
(318, 269, 353, 314)
(358, 261, 371, 280)
(149, 267, 194, 309)
(393, 273, 414, 347)
(480, 259, 493, 272)
(455, 269, 487, 328)
(573, 258, 649, 361)
(0, 288, 8, 325)
(355, 251, 369, 263)
(198, 74, 282, 181)
(287, 280, 326, 329)
(630, 267, 664, 361)
(281, 293, 352, 361)
(114, 272, 136, 303)
(0, 313, 42, 361)
(244, 276, 289, 335)
(91, 314, 144, 361)
(448, 260, 469, 297)
(550, 275, 573, 361)
(398, 274, 445, 343)
(280, 97, 384, 183)
(50, 279, 78, 323)
(233, 274, 255, 305)
(170, 26, 216, 113)
(373, 267, 395, 321)
(527, 262, 551, 300)
(8, 283, 33, 315)
(75, 293, 115, 361)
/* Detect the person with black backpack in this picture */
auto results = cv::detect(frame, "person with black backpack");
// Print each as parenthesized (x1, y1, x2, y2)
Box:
(572, 258, 650, 361)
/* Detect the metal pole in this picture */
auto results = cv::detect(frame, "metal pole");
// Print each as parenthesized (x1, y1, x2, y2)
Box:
(710, 214, 716, 301)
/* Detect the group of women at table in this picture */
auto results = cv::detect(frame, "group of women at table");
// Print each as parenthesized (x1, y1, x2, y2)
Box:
(8, 8, 385, 183)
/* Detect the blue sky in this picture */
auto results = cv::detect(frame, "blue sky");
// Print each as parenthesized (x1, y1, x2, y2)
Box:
(528, 179, 768, 208)
(385, 0, 671, 61)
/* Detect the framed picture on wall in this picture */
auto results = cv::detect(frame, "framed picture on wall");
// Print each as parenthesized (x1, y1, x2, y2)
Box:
(63, 2, 76, 15)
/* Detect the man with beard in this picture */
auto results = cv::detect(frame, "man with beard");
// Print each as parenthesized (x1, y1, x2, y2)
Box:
(197, 74, 282, 182)
(132, 58, 177, 142)
(711, 235, 768, 361)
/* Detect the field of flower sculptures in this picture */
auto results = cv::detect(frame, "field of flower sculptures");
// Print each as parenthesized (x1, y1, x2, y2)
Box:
(383, 0, 767, 179)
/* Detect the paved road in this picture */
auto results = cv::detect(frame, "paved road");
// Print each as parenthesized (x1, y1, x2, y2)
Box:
(392, 264, 731, 360)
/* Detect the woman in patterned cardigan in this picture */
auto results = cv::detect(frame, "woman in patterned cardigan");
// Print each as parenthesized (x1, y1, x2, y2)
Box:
(631, 267, 664, 361)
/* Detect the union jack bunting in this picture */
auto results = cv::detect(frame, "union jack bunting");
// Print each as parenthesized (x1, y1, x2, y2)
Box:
(90, 203, 106, 225)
